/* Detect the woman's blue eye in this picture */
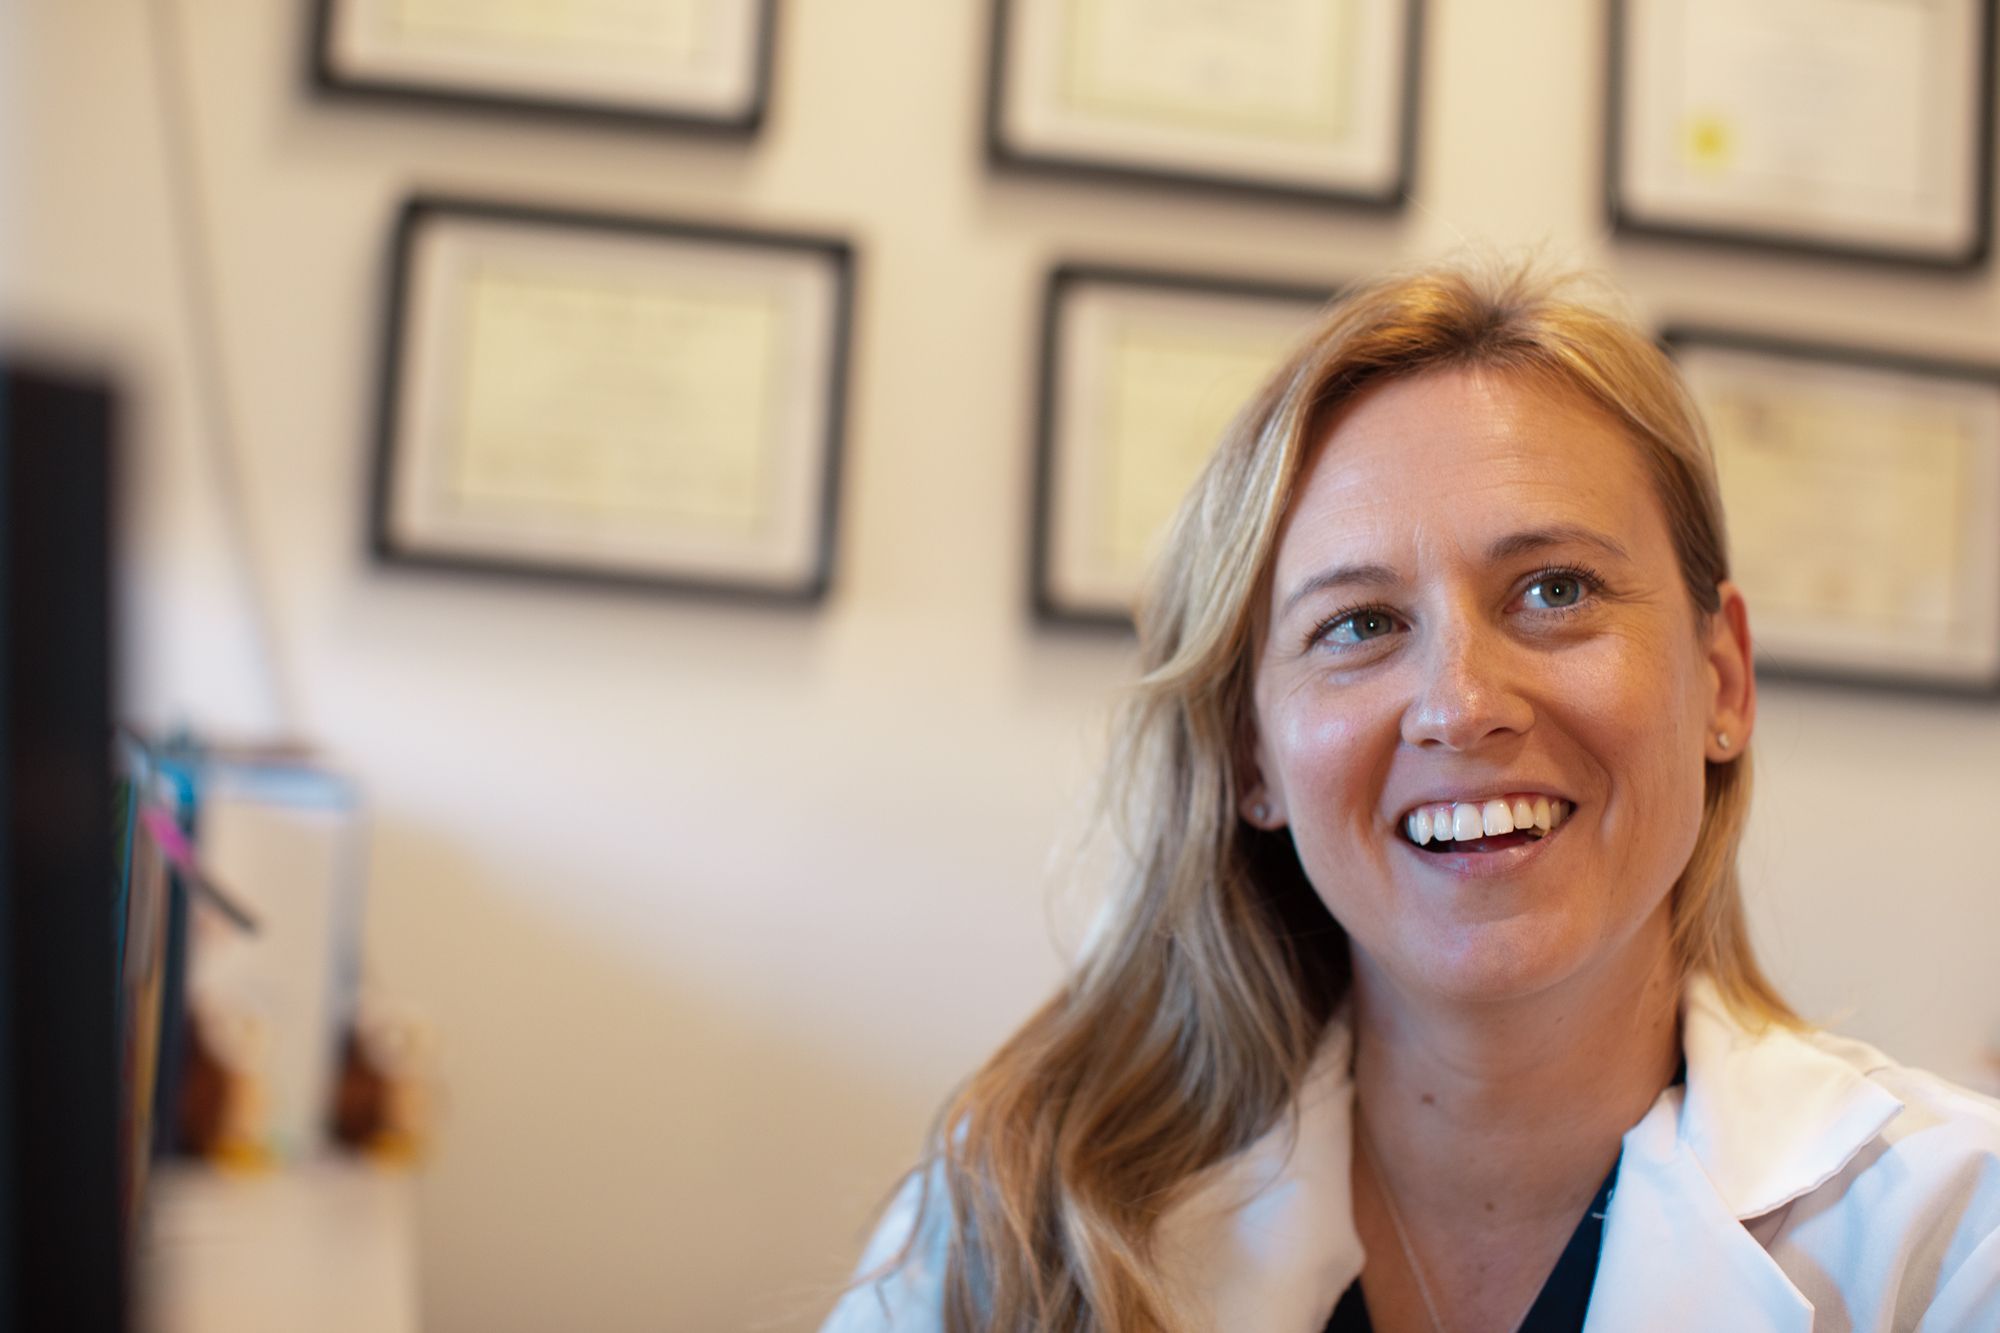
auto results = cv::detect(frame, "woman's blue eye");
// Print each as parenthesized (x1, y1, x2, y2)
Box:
(1329, 610, 1398, 644)
(1524, 575, 1584, 609)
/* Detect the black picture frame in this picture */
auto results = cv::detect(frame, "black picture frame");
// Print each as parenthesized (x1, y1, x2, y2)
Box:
(985, 0, 1423, 209)
(1030, 262, 1336, 629)
(368, 194, 855, 605)
(1663, 324, 2000, 696)
(310, 0, 779, 135)
(1607, 0, 1998, 270)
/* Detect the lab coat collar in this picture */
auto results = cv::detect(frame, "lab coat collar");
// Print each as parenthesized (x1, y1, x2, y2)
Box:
(1580, 978, 1904, 1330)
(1675, 973, 1902, 1220)
(1155, 975, 1907, 1331)
(1586, 1090, 1817, 1331)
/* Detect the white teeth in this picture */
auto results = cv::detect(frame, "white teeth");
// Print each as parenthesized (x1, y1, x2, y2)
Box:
(1401, 794, 1573, 846)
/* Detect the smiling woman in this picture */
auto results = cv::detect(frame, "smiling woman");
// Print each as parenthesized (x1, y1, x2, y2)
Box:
(1245, 366, 1747, 1020)
(822, 261, 2000, 1333)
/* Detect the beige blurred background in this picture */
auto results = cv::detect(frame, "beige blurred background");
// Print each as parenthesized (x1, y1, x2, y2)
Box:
(3, 1, 1998, 1329)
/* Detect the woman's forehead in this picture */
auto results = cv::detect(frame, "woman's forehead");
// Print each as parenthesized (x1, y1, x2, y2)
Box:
(1275, 367, 1670, 578)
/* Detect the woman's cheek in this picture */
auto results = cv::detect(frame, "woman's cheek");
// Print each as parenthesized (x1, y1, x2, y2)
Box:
(1277, 698, 1370, 799)
(1584, 653, 1708, 868)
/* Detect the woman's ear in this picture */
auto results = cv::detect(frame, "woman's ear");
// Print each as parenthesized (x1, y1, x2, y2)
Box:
(1239, 786, 1285, 830)
(1235, 723, 1288, 830)
(1704, 580, 1756, 763)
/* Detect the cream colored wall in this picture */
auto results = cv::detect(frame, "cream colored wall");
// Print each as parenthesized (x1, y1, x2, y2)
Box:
(4, 2, 1997, 1330)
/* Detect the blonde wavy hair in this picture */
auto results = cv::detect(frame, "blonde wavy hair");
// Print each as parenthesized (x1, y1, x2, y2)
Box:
(896, 258, 1793, 1332)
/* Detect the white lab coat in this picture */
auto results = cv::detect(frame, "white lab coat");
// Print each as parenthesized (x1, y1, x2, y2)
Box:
(823, 976, 2000, 1330)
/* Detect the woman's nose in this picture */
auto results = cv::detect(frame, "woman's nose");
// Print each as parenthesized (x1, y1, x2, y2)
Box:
(1400, 620, 1535, 751)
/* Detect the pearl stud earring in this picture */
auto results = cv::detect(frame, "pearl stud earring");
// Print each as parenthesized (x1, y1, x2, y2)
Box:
(1716, 731, 1731, 750)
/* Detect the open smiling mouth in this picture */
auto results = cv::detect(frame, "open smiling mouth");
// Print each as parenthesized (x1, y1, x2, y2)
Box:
(1398, 794, 1571, 855)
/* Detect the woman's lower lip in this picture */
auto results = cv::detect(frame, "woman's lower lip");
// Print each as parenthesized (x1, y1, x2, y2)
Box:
(1396, 814, 1569, 877)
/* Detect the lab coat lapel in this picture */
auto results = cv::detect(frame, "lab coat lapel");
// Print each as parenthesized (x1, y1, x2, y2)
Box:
(1587, 978, 1905, 1331)
(1156, 1018, 1364, 1332)
(1586, 1092, 1814, 1332)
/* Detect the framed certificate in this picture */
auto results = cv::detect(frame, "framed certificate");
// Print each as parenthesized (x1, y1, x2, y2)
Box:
(987, 0, 1422, 205)
(370, 196, 853, 603)
(1032, 264, 1332, 626)
(313, 0, 776, 132)
(1609, 0, 1997, 268)
(1665, 327, 2000, 694)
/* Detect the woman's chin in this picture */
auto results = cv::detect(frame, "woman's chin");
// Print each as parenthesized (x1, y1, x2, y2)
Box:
(1377, 916, 1601, 1006)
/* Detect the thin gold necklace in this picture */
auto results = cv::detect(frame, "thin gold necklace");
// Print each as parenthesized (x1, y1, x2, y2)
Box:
(1356, 1113, 1541, 1333)
(1357, 1119, 1449, 1333)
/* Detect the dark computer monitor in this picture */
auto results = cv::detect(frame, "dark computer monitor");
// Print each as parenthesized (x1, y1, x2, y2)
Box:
(0, 358, 124, 1333)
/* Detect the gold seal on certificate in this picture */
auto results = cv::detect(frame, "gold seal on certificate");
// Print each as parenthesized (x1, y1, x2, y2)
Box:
(1609, 0, 1996, 267)
(372, 197, 852, 602)
(1032, 265, 1332, 625)
(1668, 328, 2000, 693)
(315, 0, 775, 131)
(988, 0, 1421, 204)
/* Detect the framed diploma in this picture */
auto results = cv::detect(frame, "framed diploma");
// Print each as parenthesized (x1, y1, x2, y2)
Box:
(1665, 327, 2000, 694)
(1032, 263, 1332, 626)
(370, 195, 853, 603)
(986, 0, 1422, 205)
(313, 0, 776, 132)
(1608, 0, 1998, 268)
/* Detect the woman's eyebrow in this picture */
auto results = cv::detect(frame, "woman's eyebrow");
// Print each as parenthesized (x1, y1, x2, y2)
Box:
(1484, 524, 1632, 565)
(1279, 525, 1633, 615)
(1279, 561, 1401, 615)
